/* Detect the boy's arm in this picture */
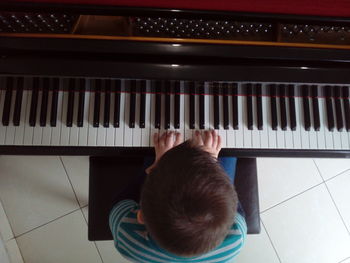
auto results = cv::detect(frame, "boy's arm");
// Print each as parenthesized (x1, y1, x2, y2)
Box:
(109, 200, 136, 241)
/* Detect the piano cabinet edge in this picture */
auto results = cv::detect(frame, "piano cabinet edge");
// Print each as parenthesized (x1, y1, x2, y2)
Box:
(0, 146, 349, 158)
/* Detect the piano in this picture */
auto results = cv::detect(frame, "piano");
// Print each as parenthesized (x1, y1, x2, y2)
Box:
(1, 1, 350, 158)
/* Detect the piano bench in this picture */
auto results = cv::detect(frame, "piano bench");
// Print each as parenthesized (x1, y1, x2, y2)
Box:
(88, 157, 260, 241)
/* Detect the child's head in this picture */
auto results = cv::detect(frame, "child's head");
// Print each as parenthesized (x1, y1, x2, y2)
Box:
(140, 141, 238, 257)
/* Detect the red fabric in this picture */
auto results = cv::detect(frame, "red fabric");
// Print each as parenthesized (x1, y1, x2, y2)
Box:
(11, 0, 350, 17)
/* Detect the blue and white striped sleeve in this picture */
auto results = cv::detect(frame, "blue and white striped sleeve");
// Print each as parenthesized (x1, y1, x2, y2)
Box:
(109, 200, 137, 241)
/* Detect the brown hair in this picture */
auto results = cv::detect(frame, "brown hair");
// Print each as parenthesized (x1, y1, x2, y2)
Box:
(140, 141, 238, 257)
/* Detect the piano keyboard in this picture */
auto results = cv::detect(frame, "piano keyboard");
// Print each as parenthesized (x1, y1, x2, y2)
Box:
(0, 76, 350, 150)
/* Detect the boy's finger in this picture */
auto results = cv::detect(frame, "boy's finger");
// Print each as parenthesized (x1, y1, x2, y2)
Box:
(174, 132, 182, 146)
(153, 133, 159, 147)
(166, 131, 174, 146)
(195, 130, 204, 145)
(203, 130, 212, 147)
(211, 129, 218, 148)
(216, 134, 222, 151)
(159, 132, 167, 146)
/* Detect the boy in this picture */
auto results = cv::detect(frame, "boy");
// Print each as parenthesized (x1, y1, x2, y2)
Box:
(109, 130, 247, 262)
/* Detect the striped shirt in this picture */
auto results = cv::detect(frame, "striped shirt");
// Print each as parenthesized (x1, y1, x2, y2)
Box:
(109, 200, 247, 263)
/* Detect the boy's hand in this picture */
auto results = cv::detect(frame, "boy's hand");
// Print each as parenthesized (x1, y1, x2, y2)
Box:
(192, 130, 222, 158)
(146, 131, 182, 174)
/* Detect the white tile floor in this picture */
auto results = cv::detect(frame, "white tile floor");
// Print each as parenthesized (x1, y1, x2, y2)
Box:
(0, 156, 349, 263)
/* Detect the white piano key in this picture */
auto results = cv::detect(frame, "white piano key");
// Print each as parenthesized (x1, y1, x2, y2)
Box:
(96, 91, 106, 146)
(299, 97, 310, 149)
(208, 93, 214, 130)
(340, 99, 349, 149)
(227, 91, 234, 148)
(170, 89, 174, 130)
(204, 84, 210, 130)
(124, 86, 133, 146)
(68, 87, 79, 146)
(195, 89, 200, 133)
(50, 87, 63, 146)
(184, 93, 192, 141)
(60, 86, 70, 146)
(178, 89, 185, 143)
(115, 90, 125, 146)
(308, 96, 318, 149)
(78, 90, 89, 146)
(333, 129, 342, 149)
(41, 86, 52, 146)
(132, 92, 142, 146)
(316, 96, 326, 150)
(105, 91, 115, 147)
(260, 96, 269, 148)
(5, 86, 16, 145)
(32, 88, 43, 145)
(218, 92, 227, 148)
(251, 95, 260, 148)
(242, 94, 251, 148)
(14, 88, 27, 145)
(0, 84, 6, 144)
(284, 97, 294, 149)
(235, 94, 244, 148)
(322, 98, 334, 149)
(267, 95, 277, 149)
(141, 91, 151, 147)
(292, 95, 302, 149)
(149, 88, 157, 147)
(275, 97, 285, 149)
(159, 88, 167, 137)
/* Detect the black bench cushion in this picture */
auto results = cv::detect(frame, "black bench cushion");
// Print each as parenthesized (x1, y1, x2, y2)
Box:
(88, 157, 260, 241)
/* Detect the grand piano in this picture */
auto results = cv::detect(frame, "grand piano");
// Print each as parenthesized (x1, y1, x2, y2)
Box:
(1, 0, 350, 157)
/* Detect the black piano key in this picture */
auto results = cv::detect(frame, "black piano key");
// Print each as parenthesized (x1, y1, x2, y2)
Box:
(199, 82, 205, 129)
(343, 86, 350, 132)
(302, 85, 311, 131)
(104, 80, 111, 128)
(77, 79, 85, 127)
(214, 83, 220, 129)
(311, 85, 320, 131)
(2, 77, 13, 126)
(232, 83, 239, 130)
(129, 80, 136, 128)
(40, 78, 49, 127)
(279, 84, 287, 131)
(50, 78, 59, 127)
(140, 80, 146, 128)
(13, 77, 24, 126)
(246, 83, 253, 130)
(93, 79, 101, 127)
(164, 81, 170, 129)
(256, 84, 263, 130)
(66, 78, 75, 127)
(325, 86, 335, 131)
(189, 81, 195, 129)
(222, 83, 229, 130)
(270, 84, 278, 130)
(174, 81, 180, 129)
(113, 80, 121, 128)
(155, 81, 161, 129)
(29, 77, 40, 127)
(334, 86, 344, 131)
(288, 85, 297, 131)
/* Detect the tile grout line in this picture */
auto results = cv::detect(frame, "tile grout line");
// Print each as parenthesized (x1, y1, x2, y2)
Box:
(12, 237, 26, 263)
(80, 207, 104, 263)
(14, 208, 81, 239)
(260, 181, 324, 214)
(324, 168, 350, 183)
(312, 159, 350, 182)
(339, 256, 350, 263)
(313, 160, 350, 236)
(59, 156, 83, 208)
(260, 219, 282, 263)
